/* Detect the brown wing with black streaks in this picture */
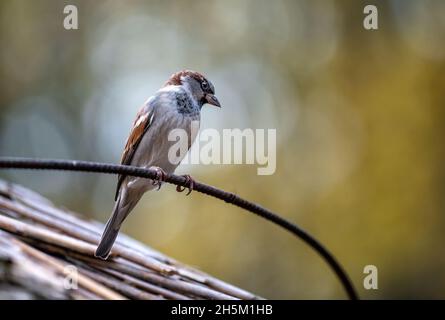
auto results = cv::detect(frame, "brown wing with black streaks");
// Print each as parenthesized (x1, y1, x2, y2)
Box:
(115, 104, 154, 200)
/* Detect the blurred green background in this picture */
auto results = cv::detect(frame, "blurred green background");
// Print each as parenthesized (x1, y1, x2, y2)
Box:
(1, 0, 444, 299)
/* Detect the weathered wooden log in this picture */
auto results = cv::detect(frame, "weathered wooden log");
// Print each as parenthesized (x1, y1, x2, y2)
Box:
(0, 179, 261, 300)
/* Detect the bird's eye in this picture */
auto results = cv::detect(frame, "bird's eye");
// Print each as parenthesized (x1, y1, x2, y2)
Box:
(201, 81, 209, 90)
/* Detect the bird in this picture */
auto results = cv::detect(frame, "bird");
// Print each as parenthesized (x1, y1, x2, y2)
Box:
(95, 70, 221, 259)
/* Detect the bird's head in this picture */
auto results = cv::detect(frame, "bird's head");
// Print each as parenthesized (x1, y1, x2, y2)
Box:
(164, 70, 221, 108)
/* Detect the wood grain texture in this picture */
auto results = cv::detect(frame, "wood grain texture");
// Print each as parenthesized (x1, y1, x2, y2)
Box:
(0, 179, 261, 300)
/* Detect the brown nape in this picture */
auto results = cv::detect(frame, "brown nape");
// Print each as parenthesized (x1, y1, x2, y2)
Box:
(163, 70, 206, 87)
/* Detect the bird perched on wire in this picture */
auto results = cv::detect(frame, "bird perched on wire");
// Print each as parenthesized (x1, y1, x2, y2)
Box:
(95, 70, 221, 259)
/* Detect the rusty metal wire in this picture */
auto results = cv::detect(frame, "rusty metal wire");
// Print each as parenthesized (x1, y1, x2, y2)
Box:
(0, 157, 358, 300)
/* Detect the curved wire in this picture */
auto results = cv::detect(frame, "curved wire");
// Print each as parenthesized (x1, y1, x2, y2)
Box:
(0, 157, 358, 300)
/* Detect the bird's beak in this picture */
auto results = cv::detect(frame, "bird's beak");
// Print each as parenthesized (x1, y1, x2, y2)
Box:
(205, 94, 221, 107)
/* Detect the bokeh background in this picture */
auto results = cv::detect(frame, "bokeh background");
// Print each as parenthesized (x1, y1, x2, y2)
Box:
(1, 0, 444, 299)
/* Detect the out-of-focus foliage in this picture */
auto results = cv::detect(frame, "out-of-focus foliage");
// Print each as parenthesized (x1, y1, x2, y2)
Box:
(1, 0, 444, 299)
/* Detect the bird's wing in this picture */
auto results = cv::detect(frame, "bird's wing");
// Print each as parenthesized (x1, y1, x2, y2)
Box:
(115, 102, 155, 200)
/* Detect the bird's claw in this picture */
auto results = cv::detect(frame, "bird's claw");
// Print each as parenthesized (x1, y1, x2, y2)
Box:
(150, 166, 166, 191)
(176, 175, 195, 196)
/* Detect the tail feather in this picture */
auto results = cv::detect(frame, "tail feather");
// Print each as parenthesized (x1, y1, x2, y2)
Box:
(95, 221, 120, 259)
(95, 199, 122, 259)
(95, 187, 144, 260)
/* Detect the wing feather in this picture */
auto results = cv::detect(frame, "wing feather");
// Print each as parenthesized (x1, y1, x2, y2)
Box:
(115, 104, 154, 200)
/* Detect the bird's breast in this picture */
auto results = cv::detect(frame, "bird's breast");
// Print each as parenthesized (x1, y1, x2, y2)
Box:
(131, 106, 200, 174)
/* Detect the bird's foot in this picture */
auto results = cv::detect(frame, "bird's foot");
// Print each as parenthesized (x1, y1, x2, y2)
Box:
(150, 166, 167, 191)
(176, 174, 195, 196)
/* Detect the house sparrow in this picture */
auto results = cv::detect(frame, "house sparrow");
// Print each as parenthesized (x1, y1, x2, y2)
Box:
(95, 70, 221, 259)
